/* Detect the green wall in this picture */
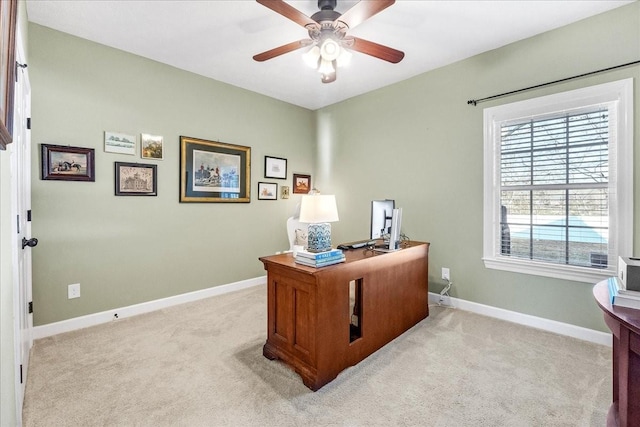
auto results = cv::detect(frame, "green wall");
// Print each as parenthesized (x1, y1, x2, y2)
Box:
(322, 2, 639, 332)
(29, 24, 316, 326)
(28, 2, 639, 333)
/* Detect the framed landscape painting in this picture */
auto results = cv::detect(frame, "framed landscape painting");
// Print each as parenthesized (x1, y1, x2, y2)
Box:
(179, 136, 251, 203)
(141, 133, 163, 160)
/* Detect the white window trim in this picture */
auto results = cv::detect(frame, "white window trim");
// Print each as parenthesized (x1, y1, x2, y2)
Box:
(483, 79, 633, 283)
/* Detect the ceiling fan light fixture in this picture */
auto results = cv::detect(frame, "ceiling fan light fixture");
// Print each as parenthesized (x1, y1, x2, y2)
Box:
(319, 38, 340, 61)
(303, 46, 321, 68)
(317, 58, 335, 75)
(336, 47, 352, 68)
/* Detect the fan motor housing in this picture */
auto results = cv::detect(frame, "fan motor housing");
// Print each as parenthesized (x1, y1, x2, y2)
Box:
(312, 0, 341, 23)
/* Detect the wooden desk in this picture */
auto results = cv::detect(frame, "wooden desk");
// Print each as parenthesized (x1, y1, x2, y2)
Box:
(593, 279, 640, 427)
(259, 241, 429, 391)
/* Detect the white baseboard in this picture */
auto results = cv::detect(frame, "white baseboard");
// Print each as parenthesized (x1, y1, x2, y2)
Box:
(429, 292, 612, 347)
(32, 278, 610, 347)
(32, 276, 266, 340)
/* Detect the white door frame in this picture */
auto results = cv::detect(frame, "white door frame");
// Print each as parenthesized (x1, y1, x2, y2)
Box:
(11, 25, 33, 426)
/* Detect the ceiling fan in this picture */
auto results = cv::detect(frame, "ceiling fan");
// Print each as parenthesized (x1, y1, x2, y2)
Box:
(253, 0, 404, 83)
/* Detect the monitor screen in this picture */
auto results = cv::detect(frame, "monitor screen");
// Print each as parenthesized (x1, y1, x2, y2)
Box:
(371, 199, 395, 239)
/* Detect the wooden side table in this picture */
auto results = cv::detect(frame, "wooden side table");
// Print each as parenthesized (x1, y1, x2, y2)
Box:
(593, 279, 640, 427)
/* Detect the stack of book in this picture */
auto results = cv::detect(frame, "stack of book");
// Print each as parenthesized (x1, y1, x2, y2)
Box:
(608, 276, 640, 309)
(295, 248, 345, 268)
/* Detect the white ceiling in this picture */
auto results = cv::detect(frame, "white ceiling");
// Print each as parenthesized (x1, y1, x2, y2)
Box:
(26, 0, 632, 111)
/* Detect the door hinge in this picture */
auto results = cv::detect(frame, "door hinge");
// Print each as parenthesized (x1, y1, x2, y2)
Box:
(28, 301, 33, 314)
(26, 117, 31, 130)
(27, 210, 32, 221)
(16, 215, 20, 234)
(20, 364, 23, 384)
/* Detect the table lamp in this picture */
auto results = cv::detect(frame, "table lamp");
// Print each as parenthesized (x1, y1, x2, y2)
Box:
(299, 194, 339, 253)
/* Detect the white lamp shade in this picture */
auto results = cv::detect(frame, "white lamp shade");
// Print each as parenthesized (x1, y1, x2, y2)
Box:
(317, 58, 335, 75)
(303, 46, 320, 68)
(299, 195, 339, 224)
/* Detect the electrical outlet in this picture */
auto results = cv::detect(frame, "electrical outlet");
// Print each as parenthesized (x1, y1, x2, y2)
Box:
(68, 283, 80, 299)
(441, 268, 450, 281)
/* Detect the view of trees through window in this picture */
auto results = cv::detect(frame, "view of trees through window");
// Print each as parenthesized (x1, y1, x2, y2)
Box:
(499, 109, 609, 268)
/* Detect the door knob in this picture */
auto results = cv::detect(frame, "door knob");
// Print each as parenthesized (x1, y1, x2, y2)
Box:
(22, 237, 38, 250)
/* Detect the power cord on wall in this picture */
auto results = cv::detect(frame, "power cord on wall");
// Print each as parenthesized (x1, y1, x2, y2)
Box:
(439, 279, 452, 305)
(428, 279, 454, 309)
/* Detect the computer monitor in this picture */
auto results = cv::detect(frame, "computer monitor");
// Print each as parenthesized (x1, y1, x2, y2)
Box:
(373, 207, 403, 252)
(371, 199, 395, 239)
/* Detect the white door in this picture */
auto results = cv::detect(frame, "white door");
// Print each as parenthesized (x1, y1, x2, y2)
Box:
(11, 28, 33, 425)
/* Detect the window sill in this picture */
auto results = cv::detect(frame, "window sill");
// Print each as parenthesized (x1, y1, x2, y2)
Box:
(483, 256, 614, 283)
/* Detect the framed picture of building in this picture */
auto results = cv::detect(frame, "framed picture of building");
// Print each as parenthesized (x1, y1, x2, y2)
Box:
(115, 162, 157, 196)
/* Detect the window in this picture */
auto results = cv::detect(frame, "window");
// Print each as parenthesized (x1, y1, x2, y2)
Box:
(483, 79, 633, 283)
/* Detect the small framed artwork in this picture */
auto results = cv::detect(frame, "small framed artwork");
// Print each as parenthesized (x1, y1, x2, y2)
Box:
(281, 185, 290, 199)
(180, 136, 251, 203)
(114, 162, 157, 196)
(141, 133, 163, 160)
(104, 131, 136, 155)
(293, 173, 311, 194)
(264, 156, 287, 179)
(258, 182, 277, 200)
(41, 144, 95, 182)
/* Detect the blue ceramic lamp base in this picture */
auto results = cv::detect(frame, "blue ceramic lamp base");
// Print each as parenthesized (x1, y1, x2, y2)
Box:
(307, 223, 332, 253)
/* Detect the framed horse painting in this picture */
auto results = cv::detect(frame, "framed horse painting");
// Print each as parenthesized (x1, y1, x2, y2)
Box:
(41, 144, 96, 182)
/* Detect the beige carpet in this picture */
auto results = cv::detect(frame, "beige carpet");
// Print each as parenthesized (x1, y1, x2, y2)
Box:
(23, 284, 612, 426)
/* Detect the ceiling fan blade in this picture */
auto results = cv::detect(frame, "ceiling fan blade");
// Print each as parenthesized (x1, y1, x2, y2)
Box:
(336, 0, 395, 30)
(349, 37, 404, 63)
(257, 0, 320, 30)
(253, 39, 312, 62)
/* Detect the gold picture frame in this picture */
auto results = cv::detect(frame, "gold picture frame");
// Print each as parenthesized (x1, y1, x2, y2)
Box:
(179, 136, 251, 203)
(0, 0, 17, 149)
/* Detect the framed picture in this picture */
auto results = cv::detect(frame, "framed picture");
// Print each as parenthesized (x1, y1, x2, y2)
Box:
(264, 156, 287, 179)
(0, 0, 17, 149)
(180, 136, 251, 203)
(293, 173, 311, 194)
(141, 133, 163, 160)
(258, 182, 277, 200)
(115, 162, 157, 196)
(104, 131, 136, 155)
(41, 144, 95, 182)
(281, 185, 290, 199)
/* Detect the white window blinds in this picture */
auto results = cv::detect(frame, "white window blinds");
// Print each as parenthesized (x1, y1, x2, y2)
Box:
(482, 79, 633, 283)
(499, 108, 610, 268)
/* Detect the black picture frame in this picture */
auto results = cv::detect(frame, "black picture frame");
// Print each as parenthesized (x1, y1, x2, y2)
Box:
(41, 144, 95, 182)
(258, 182, 278, 200)
(115, 162, 157, 196)
(180, 136, 251, 203)
(264, 156, 287, 179)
